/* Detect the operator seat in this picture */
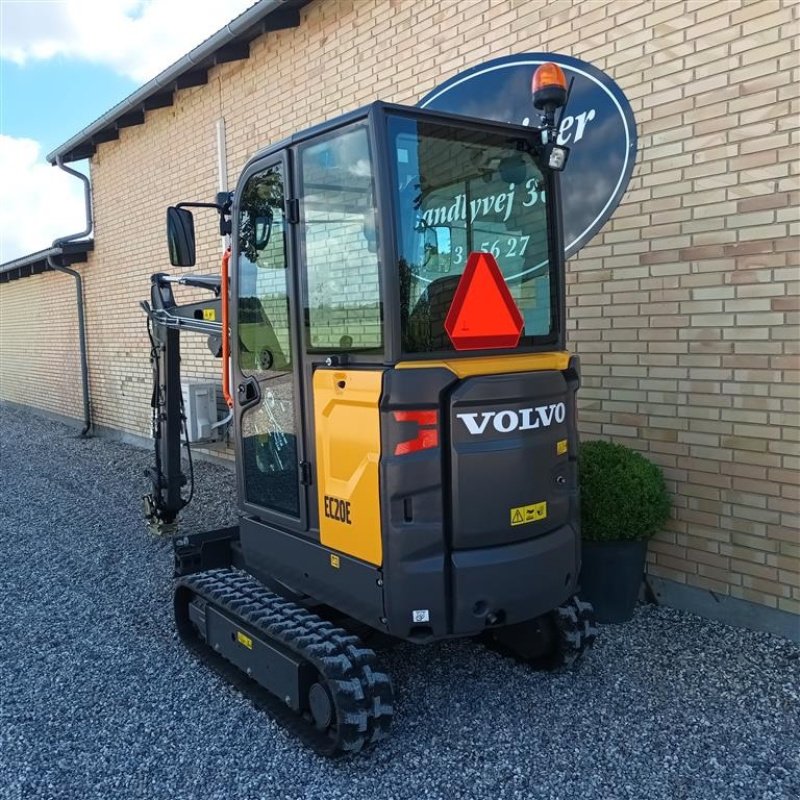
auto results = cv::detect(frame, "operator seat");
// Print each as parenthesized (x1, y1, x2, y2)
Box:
(406, 275, 460, 351)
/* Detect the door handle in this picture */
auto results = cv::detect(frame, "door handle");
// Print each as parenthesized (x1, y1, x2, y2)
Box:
(237, 375, 260, 407)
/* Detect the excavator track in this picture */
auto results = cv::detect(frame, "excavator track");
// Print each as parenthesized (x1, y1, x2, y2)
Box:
(174, 568, 393, 756)
(482, 595, 598, 671)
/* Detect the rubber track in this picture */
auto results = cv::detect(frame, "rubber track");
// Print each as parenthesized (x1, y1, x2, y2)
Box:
(552, 595, 598, 668)
(174, 568, 393, 756)
(483, 595, 598, 671)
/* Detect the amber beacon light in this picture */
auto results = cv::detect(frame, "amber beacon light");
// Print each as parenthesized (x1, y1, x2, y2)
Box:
(532, 62, 568, 112)
(532, 62, 570, 170)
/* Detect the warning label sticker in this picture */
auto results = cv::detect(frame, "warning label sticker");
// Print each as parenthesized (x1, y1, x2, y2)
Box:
(510, 501, 548, 526)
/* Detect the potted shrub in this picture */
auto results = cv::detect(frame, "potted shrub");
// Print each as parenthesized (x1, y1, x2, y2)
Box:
(578, 440, 671, 623)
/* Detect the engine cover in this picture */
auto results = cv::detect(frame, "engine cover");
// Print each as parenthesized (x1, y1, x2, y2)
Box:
(448, 369, 579, 550)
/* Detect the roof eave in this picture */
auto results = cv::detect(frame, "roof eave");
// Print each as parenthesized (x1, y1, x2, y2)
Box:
(47, 0, 309, 165)
(0, 240, 94, 282)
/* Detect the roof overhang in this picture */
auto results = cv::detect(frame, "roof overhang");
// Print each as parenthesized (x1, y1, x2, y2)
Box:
(0, 241, 94, 283)
(47, 0, 311, 164)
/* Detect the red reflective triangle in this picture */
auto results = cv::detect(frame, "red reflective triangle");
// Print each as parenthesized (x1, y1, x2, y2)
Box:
(444, 252, 524, 350)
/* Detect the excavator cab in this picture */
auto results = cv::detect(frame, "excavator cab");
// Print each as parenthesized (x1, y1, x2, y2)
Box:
(143, 68, 596, 755)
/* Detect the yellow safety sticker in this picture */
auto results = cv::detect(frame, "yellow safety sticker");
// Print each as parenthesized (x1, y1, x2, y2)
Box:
(330, 554, 340, 569)
(202, 308, 216, 321)
(510, 501, 548, 527)
(557, 439, 568, 456)
(236, 631, 253, 650)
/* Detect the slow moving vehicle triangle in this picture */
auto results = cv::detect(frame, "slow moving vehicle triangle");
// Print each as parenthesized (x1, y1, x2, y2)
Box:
(444, 252, 524, 350)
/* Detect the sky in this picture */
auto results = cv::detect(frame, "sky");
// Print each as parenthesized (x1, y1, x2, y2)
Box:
(0, 0, 256, 262)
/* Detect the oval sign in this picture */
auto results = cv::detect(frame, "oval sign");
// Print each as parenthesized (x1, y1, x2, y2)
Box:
(419, 53, 638, 259)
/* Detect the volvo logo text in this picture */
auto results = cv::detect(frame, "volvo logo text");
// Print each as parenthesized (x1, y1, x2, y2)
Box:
(457, 403, 566, 435)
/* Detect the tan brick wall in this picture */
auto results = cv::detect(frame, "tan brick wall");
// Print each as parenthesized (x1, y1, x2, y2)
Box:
(1, 0, 798, 614)
(0, 269, 84, 420)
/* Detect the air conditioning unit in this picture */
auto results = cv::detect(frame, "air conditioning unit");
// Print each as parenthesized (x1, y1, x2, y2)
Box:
(181, 380, 220, 443)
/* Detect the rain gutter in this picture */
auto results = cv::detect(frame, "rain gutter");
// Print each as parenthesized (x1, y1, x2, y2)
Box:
(46, 0, 292, 164)
(46, 159, 93, 436)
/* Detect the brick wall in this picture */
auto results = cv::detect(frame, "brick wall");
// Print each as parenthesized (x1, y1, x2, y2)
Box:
(1, 0, 797, 616)
(0, 270, 84, 420)
(560, 0, 799, 615)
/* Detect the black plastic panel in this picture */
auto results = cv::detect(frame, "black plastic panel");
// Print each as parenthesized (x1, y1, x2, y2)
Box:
(450, 524, 578, 635)
(239, 516, 384, 629)
(449, 370, 578, 550)
(379, 367, 455, 639)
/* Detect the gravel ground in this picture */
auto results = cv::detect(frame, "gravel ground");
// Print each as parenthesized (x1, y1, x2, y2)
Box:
(1, 405, 798, 800)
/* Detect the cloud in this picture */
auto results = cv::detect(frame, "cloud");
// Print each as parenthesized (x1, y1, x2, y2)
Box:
(0, 1, 259, 261)
(0, 135, 87, 262)
(1, 0, 256, 82)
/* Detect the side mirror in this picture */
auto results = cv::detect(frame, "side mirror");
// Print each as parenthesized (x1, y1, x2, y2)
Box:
(499, 155, 528, 185)
(254, 211, 273, 250)
(362, 213, 377, 253)
(167, 207, 196, 267)
(422, 225, 452, 273)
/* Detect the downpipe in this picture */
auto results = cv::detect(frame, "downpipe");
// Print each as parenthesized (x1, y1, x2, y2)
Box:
(46, 158, 93, 436)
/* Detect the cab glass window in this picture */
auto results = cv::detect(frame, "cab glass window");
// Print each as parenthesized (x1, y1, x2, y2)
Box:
(235, 163, 299, 518)
(236, 165, 291, 373)
(299, 124, 383, 353)
(389, 115, 556, 354)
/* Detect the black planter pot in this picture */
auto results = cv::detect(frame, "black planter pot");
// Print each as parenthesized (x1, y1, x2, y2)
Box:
(579, 539, 649, 623)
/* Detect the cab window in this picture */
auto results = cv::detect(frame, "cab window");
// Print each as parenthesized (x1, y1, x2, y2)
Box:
(298, 124, 383, 353)
(389, 115, 556, 354)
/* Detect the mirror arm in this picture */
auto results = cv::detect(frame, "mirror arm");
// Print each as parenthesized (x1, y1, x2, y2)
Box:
(176, 198, 233, 237)
(176, 201, 223, 211)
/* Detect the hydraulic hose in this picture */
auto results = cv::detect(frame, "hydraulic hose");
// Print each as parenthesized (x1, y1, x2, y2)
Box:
(221, 247, 234, 410)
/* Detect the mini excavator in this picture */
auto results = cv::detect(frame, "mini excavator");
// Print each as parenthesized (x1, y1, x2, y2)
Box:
(142, 64, 597, 755)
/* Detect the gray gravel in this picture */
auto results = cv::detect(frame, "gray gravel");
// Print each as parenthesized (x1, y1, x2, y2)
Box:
(1, 404, 798, 800)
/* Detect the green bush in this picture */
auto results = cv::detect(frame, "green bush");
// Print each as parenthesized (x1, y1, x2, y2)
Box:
(578, 440, 671, 542)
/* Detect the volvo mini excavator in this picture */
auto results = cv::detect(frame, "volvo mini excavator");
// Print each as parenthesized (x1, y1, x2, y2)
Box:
(142, 63, 597, 755)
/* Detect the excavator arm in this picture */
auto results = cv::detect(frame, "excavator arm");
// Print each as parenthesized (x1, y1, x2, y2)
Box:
(141, 271, 226, 531)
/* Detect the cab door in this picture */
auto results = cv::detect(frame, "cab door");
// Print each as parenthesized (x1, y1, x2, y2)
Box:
(232, 152, 308, 532)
